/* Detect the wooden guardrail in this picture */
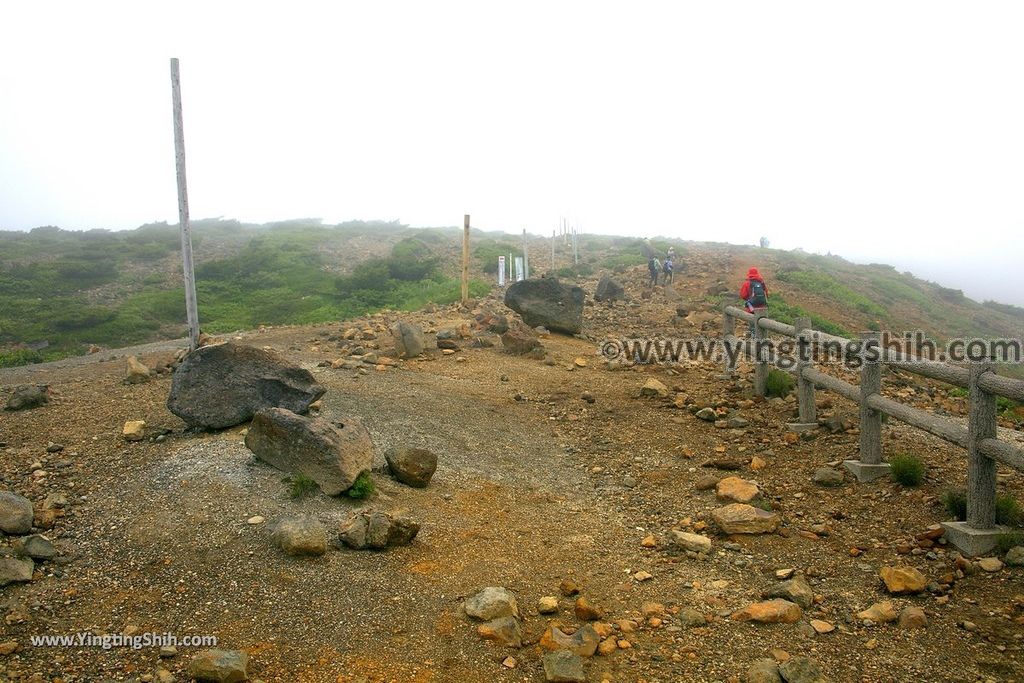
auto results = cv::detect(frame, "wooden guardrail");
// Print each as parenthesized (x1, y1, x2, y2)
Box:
(721, 305, 1024, 556)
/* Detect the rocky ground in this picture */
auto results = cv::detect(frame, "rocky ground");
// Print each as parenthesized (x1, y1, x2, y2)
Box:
(1, 270, 1023, 683)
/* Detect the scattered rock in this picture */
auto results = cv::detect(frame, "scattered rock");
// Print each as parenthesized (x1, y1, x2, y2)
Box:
(716, 476, 761, 504)
(812, 467, 844, 487)
(336, 509, 419, 550)
(0, 555, 34, 586)
(766, 575, 814, 609)
(122, 420, 146, 442)
(245, 408, 374, 496)
(696, 407, 717, 421)
(677, 608, 707, 628)
(270, 516, 328, 556)
(668, 530, 712, 554)
(712, 503, 780, 534)
(747, 659, 783, 683)
(390, 320, 425, 358)
(4, 385, 48, 411)
(559, 579, 580, 596)
(856, 602, 897, 623)
(640, 378, 669, 398)
(810, 619, 835, 634)
(540, 623, 600, 657)
(978, 557, 1003, 573)
(0, 641, 19, 656)
(465, 587, 520, 621)
(124, 356, 151, 384)
(594, 276, 625, 302)
(898, 606, 928, 629)
(477, 616, 523, 647)
(384, 447, 437, 488)
(731, 599, 802, 624)
(1005, 546, 1024, 566)
(779, 655, 827, 683)
(0, 492, 34, 535)
(188, 649, 249, 683)
(11, 535, 56, 560)
(504, 278, 585, 334)
(574, 597, 603, 621)
(501, 320, 542, 355)
(167, 342, 325, 429)
(543, 650, 586, 683)
(695, 474, 721, 491)
(879, 565, 927, 595)
(538, 596, 559, 614)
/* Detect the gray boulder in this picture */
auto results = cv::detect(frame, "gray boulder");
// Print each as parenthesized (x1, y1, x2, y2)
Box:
(504, 279, 585, 334)
(167, 342, 325, 429)
(336, 509, 420, 550)
(12, 535, 56, 560)
(0, 492, 33, 534)
(391, 321, 425, 358)
(594, 276, 625, 302)
(465, 587, 520, 621)
(5, 385, 48, 411)
(766, 575, 815, 609)
(188, 649, 249, 683)
(0, 554, 34, 586)
(245, 408, 374, 496)
(385, 447, 437, 487)
(779, 656, 828, 683)
(813, 467, 844, 487)
(270, 516, 328, 556)
(543, 650, 586, 682)
(1005, 546, 1024, 566)
(747, 659, 783, 683)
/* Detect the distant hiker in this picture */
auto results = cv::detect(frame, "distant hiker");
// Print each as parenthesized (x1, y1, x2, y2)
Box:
(648, 256, 661, 287)
(739, 267, 769, 334)
(662, 257, 674, 284)
(667, 246, 676, 260)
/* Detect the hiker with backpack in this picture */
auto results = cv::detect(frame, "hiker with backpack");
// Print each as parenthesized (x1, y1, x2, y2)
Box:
(739, 267, 769, 334)
(662, 256, 674, 284)
(648, 256, 661, 287)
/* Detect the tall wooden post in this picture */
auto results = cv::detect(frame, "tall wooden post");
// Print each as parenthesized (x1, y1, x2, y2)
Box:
(794, 317, 817, 424)
(551, 229, 556, 271)
(967, 362, 998, 529)
(753, 313, 768, 396)
(522, 228, 530, 279)
(720, 312, 737, 378)
(844, 330, 891, 482)
(170, 58, 200, 351)
(461, 214, 470, 303)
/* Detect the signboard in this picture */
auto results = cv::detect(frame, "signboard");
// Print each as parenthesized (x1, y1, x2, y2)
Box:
(498, 256, 506, 285)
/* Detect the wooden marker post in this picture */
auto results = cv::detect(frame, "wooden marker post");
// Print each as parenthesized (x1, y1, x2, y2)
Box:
(170, 58, 200, 351)
(461, 214, 470, 303)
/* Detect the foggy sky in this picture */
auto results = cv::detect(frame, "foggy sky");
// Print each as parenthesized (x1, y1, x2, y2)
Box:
(1, 1, 1023, 306)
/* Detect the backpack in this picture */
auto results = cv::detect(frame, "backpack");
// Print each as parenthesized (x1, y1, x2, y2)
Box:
(748, 279, 767, 307)
(663, 260, 673, 273)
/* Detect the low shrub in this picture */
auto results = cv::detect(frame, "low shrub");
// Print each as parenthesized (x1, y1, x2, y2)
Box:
(888, 453, 924, 487)
(765, 369, 795, 398)
(346, 471, 375, 499)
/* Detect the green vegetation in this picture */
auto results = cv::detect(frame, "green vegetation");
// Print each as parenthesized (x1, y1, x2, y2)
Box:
(995, 532, 1024, 555)
(284, 474, 319, 499)
(943, 489, 1022, 526)
(766, 295, 851, 337)
(777, 270, 887, 318)
(765, 369, 795, 398)
(888, 453, 925, 487)
(346, 471, 375, 499)
(0, 220, 488, 364)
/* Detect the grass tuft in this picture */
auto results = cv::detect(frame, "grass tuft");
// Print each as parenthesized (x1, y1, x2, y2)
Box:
(888, 453, 924, 487)
(765, 369, 795, 398)
(346, 471, 376, 499)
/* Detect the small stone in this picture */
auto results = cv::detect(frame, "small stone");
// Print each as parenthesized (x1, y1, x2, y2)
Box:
(640, 379, 669, 398)
(750, 456, 767, 471)
(574, 597, 603, 621)
(581, 391, 595, 403)
(246, 516, 265, 525)
(668, 530, 712, 554)
(0, 556, 34, 586)
(978, 557, 1003, 573)
(4, 385, 48, 411)
(12, 535, 56, 560)
(559, 579, 580, 596)
(677, 608, 707, 628)
(573, 357, 587, 368)
(0, 492, 34, 534)
(810, 619, 834, 634)
(543, 650, 586, 682)
(0, 640, 18, 656)
(730, 599, 802, 624)
(160, 644, 178, 658)
(1005, 546, 1024, 566)
(538, 596, 559, 614)
(775, 568, 795, 580)
(597, 638, 618, 656)
(641, 535, 657, 548)
(812, 467, 844, 487)
(746, 659, 783, 683)
(502, 656, 517, 668)
(696, 407, 717, 421)
(695, 474, 721, 491)
(539, 623, 599, 657)
(270, 516, 328, 556)
(711, 503, 780, 534)
(477, 616, 523, 647)
(125, 356, 151, 384)
(633, 570, 653, 582)
(465, 587, 520, 621)
(778, 656, 825, 683)
(879, 565, 927, 594)
(856, 601, 898, 623)
(122, 420, 146, 442)
(766, 575, 814, 609)
(898, 606, 928, 629)
(716, 476, 761, 503)
(384, 446, 438, 488)
(188, 649, 249, 683)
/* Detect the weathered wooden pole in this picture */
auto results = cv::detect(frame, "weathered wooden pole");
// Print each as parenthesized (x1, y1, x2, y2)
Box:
(522, 228, 530, 279)
(967, 362, 998, 529)
(845, 331, 890, 482)
(793, 317, 817, 425)
(461, 214, 470, 303)
(752, 313, 768, 396)
(170, 58, 200, 351)
(719, 311, 737, 378)
(551, 229, 556, 271)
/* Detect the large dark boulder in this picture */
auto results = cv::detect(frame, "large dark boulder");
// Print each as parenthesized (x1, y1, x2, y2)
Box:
(504, 279, 585, 334)
(244, 408, 374, 496)
(594, 276, 625, 302)
(5, 385, 48, 411)
(167, 342, 325, 429)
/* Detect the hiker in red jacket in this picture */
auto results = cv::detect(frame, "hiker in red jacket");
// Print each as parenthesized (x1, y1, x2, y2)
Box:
(739, 267, 769, 334)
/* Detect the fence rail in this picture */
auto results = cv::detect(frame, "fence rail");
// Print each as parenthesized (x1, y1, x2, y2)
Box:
(721, 305, 1024, 556)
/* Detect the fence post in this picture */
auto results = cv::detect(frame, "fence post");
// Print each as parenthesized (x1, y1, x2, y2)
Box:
(718, 312, 737, 379)
(787, 317, 817, 431)
(942, 361, 1003, 556)
(844, 331, 890, 482)
(461, 215, 470, 303)
(169, 58, 200, 352)
(753, 313, 768, 397)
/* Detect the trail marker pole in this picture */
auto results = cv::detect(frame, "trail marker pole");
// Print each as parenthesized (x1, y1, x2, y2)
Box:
(170, 58, 200, 352)
(522, 228, 530, 279)
(551, 229, 555, 271)
(461, 214, 470, 303)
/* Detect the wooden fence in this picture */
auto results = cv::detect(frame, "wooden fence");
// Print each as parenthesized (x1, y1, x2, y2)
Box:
(721, 305, 1024, 556)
